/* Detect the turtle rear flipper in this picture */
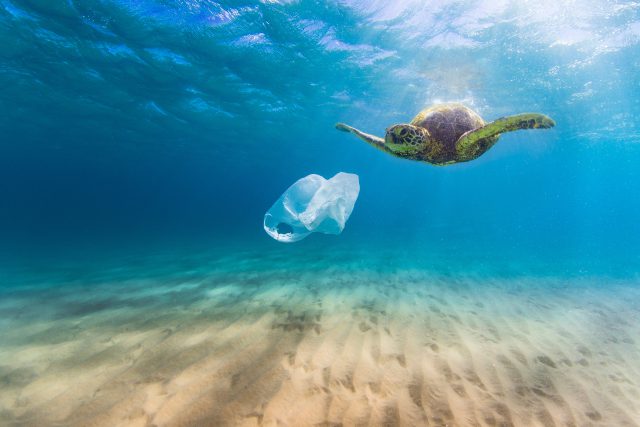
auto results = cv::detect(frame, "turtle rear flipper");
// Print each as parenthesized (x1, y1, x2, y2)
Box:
(455, 113, 555, 162)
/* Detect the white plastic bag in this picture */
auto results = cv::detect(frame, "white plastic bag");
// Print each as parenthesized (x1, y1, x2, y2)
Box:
(263, 172, 360, 243)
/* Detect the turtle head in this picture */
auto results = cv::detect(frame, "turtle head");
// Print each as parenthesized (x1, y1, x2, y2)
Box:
(384, 124, 430, 157)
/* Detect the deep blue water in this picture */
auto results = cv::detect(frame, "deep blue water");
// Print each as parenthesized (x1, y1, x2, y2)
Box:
(1, 0, 640, 278)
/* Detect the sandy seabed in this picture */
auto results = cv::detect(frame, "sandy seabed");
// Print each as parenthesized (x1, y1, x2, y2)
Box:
(1, 250, 639, 427)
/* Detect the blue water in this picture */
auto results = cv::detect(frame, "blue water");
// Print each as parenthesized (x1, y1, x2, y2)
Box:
(1, 3, 640, 425)
(2, 0, 640, 279)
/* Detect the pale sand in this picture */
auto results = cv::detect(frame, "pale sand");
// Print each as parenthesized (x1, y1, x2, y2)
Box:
(1, 262, 639, 426)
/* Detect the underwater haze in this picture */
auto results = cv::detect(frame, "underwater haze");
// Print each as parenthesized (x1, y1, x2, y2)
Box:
(1, 1, 640, 426)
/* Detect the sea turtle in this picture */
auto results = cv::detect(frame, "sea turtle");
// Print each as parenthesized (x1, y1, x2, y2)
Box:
(336, 103, 555, 165)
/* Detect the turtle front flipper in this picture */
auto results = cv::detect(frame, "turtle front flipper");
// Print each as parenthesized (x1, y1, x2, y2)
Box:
(455, 113, 555, 162)
(335, 123, 391, 154)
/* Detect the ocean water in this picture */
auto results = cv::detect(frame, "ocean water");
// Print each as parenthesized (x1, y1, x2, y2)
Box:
(1, 1, 640, 426)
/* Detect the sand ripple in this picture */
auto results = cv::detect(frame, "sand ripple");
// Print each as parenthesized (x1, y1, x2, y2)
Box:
(1, 259, 639, 426)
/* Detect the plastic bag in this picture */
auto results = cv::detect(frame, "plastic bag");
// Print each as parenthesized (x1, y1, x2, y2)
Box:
(263, 172, 360, 243)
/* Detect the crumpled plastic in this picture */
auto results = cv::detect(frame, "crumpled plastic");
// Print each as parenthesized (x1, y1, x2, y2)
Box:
(263, 172, 360, 243)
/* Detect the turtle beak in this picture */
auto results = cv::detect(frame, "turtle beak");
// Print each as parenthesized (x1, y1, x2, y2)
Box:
(384, 128, 394, 144)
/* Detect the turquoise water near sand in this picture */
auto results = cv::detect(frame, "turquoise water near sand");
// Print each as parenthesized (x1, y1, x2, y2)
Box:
(1, 0, 640, 425)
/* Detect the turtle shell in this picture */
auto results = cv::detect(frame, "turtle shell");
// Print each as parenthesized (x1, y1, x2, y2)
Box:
(411, 103, 485, 154)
